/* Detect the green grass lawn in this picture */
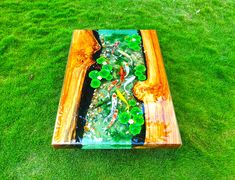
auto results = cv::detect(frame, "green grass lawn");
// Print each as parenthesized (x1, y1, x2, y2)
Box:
(0, 0, 234, 179)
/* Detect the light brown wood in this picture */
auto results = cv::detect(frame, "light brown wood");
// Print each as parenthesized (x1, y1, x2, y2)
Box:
(133, 30, 181, 147)
(52, 30, 100, 146)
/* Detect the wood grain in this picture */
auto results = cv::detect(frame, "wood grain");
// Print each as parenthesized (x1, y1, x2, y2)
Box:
(133, 30, 182, 147)
(52, 30, 100, 146)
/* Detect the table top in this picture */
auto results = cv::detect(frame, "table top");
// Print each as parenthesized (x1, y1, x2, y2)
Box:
(52, 30, 182, 149)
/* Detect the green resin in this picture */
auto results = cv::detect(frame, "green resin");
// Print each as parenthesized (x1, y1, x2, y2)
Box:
(82, 30, 147, 148)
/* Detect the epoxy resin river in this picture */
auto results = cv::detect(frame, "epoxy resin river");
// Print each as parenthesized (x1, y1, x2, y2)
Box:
(78, 30, 147, 149)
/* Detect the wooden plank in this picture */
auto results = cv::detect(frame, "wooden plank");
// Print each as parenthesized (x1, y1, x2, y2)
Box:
(133, 30, 181, 147)
(52, 30, 100, 146)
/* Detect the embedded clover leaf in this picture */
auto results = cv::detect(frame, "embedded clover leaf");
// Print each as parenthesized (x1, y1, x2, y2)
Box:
(130, 107, 142, 116)
(133, 115, 144, 125)
(124, 36, 132, 43)
(134, 65, 146, 81)
(90, 79, 101, 88)
(129, 99, 137, 107)
(97, 57, 106, 64)
(125, 34, 141, 51)
(102, 64, 112, 71)
(135, 65, 146, 72)
(99, 69, 109, 78)
(129, 124, 142, 135)
(105, 74, 113, 81)
(134, 70, 143, 77)
(89, 70, 99, 79)
(137, 74, 146, 81)
(132, 34, 141, 43)
(129, 43, 140, 51)
(118, 112, 131, 124)
(125, 35, 141, 44)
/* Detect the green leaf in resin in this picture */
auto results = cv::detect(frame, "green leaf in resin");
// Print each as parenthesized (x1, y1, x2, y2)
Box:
(130, 107, 142, 116)
(97, 57, 106, 64)
(129, 124, 142, 135)
(118, 112, 131, 124)
(134, 70, 143, 77)
(137, 74, 146, 81)
(133, 115, 144, 125)
(129, 99, 137, 107)
(90, 79, 101, 88)
(132, 34, 141, 43)
(124, 36, 132, 43)
(125, 34, 141, 51)
(99, 69, 110, 78)
(105, 74, 113, 81)
(125, 34, 141, 44)
(135, 65, 146, 72)
(89, 70, 99, 79)
(102, 64, 112, 71)
(130, 43, 140, 51)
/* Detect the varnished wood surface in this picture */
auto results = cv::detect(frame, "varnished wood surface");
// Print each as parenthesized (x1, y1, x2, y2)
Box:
(52, 30, 100, 146)
(133, 30, 181, 147)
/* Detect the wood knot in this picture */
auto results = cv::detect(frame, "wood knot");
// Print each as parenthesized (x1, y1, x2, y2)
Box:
(133, 81, 164, 102)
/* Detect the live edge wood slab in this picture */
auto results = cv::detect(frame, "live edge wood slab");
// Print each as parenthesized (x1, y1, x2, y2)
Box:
(52, 30, 182, 149)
